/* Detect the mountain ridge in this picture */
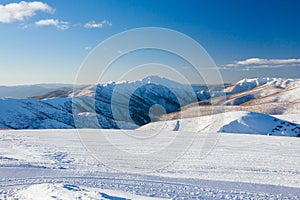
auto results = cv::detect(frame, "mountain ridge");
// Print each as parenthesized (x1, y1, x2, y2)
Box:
(0, 76, 205, 129)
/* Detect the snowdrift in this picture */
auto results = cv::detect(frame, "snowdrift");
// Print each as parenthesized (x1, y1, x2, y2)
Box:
(139, 111, 300, 137)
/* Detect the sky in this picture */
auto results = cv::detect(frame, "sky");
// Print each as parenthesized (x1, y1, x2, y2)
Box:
(0, 0, 300, 85)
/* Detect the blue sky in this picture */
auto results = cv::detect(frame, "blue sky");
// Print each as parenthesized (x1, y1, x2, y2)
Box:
(0, 0, 300, 85)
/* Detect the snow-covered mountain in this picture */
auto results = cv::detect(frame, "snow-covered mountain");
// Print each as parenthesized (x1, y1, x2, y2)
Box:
(0, 76, 206, 129)
(139, 111, 300, 137)
(224, 77, 294, 94)
(0, 98, 74, 129)
(1, 76, 300, 135)
(223, 78, 300, 107)
(73, 76, 209, 128)
(170, 77, 300, 115)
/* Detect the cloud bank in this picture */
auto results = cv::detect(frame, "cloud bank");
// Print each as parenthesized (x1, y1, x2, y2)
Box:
(226, 58, 300, 69)
(0, 1, 54, 23)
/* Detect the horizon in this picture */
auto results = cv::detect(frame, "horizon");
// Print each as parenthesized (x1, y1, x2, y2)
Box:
(1, 0, 300, 85)
(0, 75, 298, 87)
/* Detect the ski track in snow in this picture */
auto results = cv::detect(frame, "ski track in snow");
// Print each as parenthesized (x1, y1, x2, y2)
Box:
(0, 129, 299, 199)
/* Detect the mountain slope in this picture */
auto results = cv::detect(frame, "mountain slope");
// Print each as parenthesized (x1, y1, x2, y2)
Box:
(223, 78, 300, 107)
(159, 78, 300, 120)
(0, 98, 74, 129)
(72, 76, 208, 128)
(224, 78, 294, 94)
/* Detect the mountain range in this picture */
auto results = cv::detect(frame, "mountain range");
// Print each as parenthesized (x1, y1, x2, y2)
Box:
(0, 84, 75, 99)
(0, 76, 299, 137)
(0, 76, 208, 129)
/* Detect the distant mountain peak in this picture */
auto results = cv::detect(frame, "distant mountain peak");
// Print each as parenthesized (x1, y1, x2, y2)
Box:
(225, 77, 298, 94)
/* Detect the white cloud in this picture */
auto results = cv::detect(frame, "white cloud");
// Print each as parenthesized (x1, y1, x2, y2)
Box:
(0, 1, 54, 23)
(35, 19, 69, 30)
(226, 58, 300, 68)
(35, 18, 57, 26)
(85, 46, 92, 51)
(84, 20, 112, 29)
(18, 22, 30, 30)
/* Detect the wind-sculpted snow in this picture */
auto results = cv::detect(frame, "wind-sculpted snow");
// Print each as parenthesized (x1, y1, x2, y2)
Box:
(16, 183, 161, 200)
(219, 112, 300, 137)
(140, 111, 300, 137)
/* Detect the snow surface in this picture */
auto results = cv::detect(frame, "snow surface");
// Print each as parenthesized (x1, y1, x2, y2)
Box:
(0, 129, 299, 199)
(140, 111, 300, 137)
(17, 183, 161, 200)
(272, 114, 300, 124)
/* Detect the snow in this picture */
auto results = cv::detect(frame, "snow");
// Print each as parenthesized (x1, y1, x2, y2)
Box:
(272, 113, 300, 124)
(224, 77, 297, 94)
(139, 111, 300, 137)
(249, 82, 300, 104)
(0, 129, 299, 199)
(0, 98, 74, 129)
(17, 183, 161, 200)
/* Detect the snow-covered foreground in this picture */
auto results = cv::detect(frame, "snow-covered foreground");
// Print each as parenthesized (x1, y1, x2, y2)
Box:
(17, 183, 161, 200)
(0, 129, 299, 199)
